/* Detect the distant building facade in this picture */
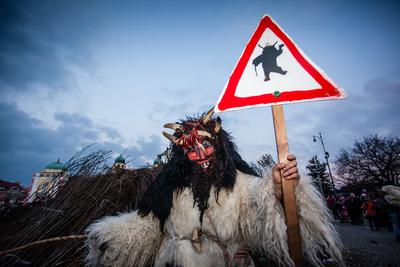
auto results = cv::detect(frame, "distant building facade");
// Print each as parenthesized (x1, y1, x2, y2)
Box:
(112, 155, 126, 170)
(26, 159, 67, 203)
(0, 180, 27, 205)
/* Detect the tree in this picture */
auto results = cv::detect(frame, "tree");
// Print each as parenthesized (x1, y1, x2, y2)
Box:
(251, 153, 276, 177)
(306, 155, 333, 196)
(257, 153, 275, 169)
(155, 145, 173, 166)
(334, 135, 400, 188)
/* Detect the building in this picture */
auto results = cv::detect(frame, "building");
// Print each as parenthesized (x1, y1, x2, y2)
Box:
(0, 180, 27, 205)
(113, 155, 126, 169)
(26, 159, 67, 203)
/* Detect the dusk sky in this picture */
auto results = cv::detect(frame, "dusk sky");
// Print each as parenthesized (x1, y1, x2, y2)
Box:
(1, 0, 399, 185)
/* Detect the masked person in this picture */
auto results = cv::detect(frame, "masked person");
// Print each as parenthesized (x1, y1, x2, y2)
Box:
(85, 108, 343, 267)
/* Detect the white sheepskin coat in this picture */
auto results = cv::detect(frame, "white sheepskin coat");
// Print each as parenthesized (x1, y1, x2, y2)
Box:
(85, 171, 344, 267)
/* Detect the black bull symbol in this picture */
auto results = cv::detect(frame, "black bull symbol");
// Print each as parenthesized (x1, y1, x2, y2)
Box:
(252, 42, 287, 81)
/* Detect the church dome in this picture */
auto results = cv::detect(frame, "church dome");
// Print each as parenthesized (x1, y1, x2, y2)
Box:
(115, 155, 126, 164)
(45, 159, 66, 170)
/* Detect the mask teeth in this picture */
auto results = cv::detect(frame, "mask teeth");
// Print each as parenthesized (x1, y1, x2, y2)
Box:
(201, 162, 209, 168)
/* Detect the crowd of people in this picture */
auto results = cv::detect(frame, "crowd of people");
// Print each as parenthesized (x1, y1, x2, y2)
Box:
(326, 187, 400, 241)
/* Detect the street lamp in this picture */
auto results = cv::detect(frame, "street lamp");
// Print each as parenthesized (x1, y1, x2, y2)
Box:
(313, 132, 335, 193)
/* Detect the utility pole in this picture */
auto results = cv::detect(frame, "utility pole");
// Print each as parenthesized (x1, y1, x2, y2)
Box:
(313, 132, 335, 193)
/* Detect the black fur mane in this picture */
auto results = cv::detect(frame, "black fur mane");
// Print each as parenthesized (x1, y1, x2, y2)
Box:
(138, 120, 257, 230)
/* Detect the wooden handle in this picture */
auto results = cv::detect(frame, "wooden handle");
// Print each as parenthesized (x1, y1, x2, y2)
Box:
(271, 105, 303, 267)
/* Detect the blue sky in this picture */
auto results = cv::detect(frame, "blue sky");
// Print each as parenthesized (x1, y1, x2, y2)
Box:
(1, 0, 399, 185)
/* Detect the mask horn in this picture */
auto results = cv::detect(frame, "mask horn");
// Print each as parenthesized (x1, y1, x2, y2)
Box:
(197, 130, 211, 138)
(215, 116, 222, 133)
(162, 131, 177, 144)
(163, 123, 183, 130)
(202, 107, 215, 124)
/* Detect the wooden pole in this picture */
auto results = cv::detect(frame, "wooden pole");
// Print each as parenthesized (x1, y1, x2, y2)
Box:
(271, 105, 304, 267)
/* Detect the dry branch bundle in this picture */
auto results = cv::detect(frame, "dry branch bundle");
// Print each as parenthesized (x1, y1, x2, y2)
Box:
(0, 149, 157, 266)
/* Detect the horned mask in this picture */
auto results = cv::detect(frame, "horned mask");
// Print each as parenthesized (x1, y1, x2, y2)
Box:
(162, 107, 222, 169)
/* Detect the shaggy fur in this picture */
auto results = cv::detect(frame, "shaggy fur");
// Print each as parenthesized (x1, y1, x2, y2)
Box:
(86, 212, 163, 266)
(239, 171, 344, 266)
(296, 176, 344, 266)
(86, 171, 344, 267)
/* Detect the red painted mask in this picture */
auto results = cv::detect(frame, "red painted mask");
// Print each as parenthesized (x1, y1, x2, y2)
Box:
(162, 108, 221, 169)
(179, 128, 215, 168)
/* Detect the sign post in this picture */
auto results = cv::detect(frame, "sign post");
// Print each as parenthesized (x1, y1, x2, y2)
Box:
(272, 104, 303, 267)
(215, 14, 346, 266)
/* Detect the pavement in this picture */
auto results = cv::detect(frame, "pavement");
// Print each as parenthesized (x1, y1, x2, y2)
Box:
(337, 222, 400, 267)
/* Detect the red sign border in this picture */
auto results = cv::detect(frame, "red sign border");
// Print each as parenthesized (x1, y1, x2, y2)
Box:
(216, 15, 346, 112)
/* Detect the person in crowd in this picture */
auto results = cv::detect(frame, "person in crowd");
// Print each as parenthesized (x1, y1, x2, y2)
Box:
(333, 195, 344, 222)
(360, 189, 368, 203)
(335, 196, 348, 223)
(345, 193, 363, 225)
(373, 191, 391, 229)
(327, 193, 336, 217)
(363, 193, 379, 231)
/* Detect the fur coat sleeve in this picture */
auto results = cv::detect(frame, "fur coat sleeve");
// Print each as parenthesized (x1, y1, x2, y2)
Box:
(237, 172, 344, 267)
(85, 211, 163, 266)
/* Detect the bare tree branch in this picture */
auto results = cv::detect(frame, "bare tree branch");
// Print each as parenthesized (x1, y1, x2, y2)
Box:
(334, 135, 400, 188)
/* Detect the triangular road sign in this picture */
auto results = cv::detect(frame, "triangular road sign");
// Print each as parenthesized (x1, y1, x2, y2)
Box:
(215, 15, 346, 112)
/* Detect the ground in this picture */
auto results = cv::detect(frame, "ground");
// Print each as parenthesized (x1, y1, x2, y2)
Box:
(338, 223, 400, 267)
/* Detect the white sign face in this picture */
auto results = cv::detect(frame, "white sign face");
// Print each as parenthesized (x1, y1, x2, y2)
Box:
(215, 15, 346, 113)
(234, 28, 320, 97)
